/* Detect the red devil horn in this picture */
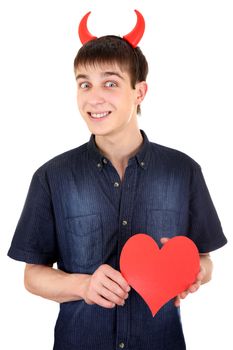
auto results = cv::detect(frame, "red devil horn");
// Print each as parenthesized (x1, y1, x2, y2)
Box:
(123, 10, 145, 48)
(78, 11, 97, 44)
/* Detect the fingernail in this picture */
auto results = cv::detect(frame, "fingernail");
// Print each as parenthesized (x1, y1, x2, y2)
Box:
(126, 286, 131, 292)
(121, 301, 125, 306)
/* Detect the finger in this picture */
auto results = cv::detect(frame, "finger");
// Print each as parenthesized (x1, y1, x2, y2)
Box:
(180, 290, 189, 299)
(174, 295, 180, 307)
(197, 267, 205, 282)
(189, 286, 198, 293)
(186, 267, 204, 294)
(160, 237, 169, 245)
(84, 288, 116, 308)
(100, 287, 126, 306)
(188, 282, 201, 293)
(91, 294, 116, 309)
(102, 276, 129, 300)
(103, 265, 131, 293)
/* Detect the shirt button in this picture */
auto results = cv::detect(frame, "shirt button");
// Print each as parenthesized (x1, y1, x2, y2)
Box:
(97, 163, 102, 168)
(122, 220, 128, 226)
(103, 158, 108, 164)
(119, 342, 125, 349)
(114, 182, 120, 188)
(140, 161, 145, 167)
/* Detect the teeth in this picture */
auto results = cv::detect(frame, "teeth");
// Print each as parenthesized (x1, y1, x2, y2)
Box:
(90, 112, 110, 118)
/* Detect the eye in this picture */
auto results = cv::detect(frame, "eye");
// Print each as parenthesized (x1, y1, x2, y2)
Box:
(79, 82, 90, 89)
(104, 81, 117, 88)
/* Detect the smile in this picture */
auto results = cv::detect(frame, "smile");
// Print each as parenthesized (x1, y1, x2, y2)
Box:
(88, 111, 112, 119)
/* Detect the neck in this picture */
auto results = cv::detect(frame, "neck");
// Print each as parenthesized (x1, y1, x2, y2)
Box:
(95, 127, 143, 180)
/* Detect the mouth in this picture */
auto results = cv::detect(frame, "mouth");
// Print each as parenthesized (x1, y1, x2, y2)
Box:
(87, 111, 112, 120)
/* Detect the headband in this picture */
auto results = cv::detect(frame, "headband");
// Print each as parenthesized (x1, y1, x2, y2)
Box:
(78, 9, 145, 48)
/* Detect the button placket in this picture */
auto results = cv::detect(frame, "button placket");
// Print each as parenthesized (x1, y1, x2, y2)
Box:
(116, 165, 138, 350)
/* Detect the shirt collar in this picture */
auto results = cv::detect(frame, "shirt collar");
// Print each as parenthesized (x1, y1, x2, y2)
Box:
(134, 130, 151, 169)
(87, 129, 151, 170)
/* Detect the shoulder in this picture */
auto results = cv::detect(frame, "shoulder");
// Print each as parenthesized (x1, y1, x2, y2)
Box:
(149, 141, 201, 171)
(33, 142, 89, 180)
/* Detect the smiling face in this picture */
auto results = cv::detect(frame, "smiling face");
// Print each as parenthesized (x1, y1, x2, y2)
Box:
(75, 63, 147, 138)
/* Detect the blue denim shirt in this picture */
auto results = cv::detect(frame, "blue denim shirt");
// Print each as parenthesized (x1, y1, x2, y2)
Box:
(8, 130, 227, 350)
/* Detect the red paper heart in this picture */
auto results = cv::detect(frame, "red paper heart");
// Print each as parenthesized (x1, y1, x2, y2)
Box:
(120, 234, 200, 316)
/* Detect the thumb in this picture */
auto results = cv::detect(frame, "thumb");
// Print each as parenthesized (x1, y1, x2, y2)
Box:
(160, 237, 169, 245)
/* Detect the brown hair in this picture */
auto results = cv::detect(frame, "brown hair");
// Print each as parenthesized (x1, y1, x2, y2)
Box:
(74, 35, 148, 114)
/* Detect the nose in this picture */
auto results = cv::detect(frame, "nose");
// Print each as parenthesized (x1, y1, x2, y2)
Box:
(88, 87, 106, 106)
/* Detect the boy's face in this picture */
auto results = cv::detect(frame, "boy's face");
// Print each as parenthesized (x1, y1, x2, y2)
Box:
(75, 63, 147, 137)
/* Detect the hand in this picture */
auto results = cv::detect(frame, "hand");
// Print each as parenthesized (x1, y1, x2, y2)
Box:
(80, 264, 131, 308)
(160, 237, 206, 307)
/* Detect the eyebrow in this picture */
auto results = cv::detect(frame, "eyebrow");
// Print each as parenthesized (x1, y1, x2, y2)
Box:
(75, 71, 125, 81)
(75, 74, 88, 81)
(102, 71, 125, 80)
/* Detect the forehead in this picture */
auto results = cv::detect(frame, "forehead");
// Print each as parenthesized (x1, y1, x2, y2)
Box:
(75, 62, 130, 81)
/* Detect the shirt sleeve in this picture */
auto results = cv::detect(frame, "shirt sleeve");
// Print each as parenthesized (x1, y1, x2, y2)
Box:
(187, 163, 227, 253)
(7, 170, 58, 265)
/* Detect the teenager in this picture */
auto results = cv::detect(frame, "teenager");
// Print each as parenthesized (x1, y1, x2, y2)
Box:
(8, 10, 227, 350)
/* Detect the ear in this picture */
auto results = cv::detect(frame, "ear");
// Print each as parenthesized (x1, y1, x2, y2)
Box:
(135, 81, 148, 105)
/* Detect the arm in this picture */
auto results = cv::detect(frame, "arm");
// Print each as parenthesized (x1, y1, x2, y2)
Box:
(198, 253, 213, 285)
(24, 264, 87, 303)
(24, 263, 130, 307)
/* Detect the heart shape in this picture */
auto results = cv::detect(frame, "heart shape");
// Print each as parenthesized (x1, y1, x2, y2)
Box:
(120, 234, 200, 316)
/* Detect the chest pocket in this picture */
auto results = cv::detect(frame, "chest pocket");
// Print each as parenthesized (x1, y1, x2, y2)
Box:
(66, 214, 102, 271)
(147, 209, 181, 244)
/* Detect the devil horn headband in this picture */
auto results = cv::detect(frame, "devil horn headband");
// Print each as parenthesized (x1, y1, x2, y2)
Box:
(78, 9, 145, 48)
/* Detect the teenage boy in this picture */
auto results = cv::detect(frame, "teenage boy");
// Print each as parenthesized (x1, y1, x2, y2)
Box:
(8, 11, 227, 350)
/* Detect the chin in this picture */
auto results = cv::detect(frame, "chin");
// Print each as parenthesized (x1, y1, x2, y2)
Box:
(86, 123, 112, 136)
(92, 130, 111, 137)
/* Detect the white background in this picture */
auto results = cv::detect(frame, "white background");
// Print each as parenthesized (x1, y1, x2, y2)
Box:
(0, 0, 232, 349)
